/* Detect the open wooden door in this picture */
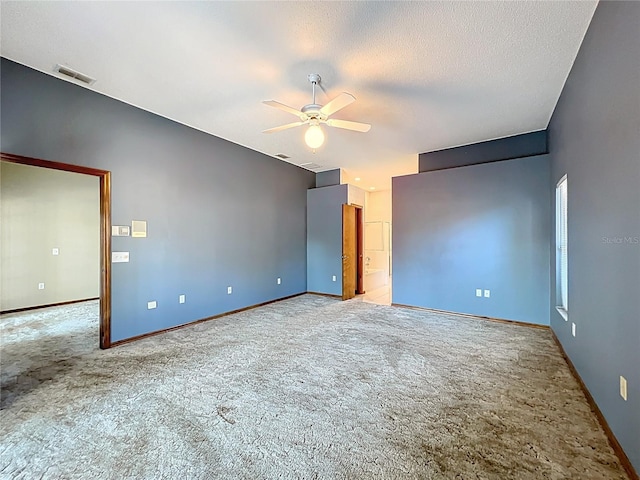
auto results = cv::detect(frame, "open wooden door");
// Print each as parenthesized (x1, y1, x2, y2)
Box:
(342, 204, 357, 300)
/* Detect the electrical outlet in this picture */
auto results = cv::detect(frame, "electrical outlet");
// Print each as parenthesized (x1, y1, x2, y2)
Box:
(277, 277, 281, 285)
(38, 282, 45, 290)
(147, 301, 157, 310)
(52, 248, 59, 256)
(179, 295, 186, 304)
(476, 289, 482, 297)
(572, 323, 576, 337)
(620, 376, 628, 401)
(227, 286, 232, 295)
(332, 275, 337, 282)
(484, 289, 490, 298)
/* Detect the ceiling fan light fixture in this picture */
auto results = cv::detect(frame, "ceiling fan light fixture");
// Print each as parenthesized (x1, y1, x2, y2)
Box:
(305, 123, 325, 149)
(263, 73, 370, 148)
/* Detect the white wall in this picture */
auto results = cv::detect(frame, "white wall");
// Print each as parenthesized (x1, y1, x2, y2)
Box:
(347, 184, 366, 207)
(365, 189, 391, 223)
(1, 162, 100, 311)
(364, 190, 392, 291)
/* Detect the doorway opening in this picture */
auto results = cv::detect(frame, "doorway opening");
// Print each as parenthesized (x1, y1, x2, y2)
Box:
(1, 153, 112, 348)
(362, 189, 392, 305)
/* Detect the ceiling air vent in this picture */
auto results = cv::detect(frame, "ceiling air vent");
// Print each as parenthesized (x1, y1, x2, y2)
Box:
(299, 162, 324, 171)
(54, 64, 96, 85)
(275, 153, 290, 159)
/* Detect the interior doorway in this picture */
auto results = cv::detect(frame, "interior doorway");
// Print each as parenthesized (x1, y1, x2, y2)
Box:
(0, 153, 112, 348)
(361, 187, 392, 305)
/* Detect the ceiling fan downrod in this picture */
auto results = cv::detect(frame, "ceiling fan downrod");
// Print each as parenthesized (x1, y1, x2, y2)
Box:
(308, 73, 321, 105)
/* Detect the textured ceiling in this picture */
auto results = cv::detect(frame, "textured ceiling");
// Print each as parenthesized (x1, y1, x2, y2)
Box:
(0, 1, 597, 190)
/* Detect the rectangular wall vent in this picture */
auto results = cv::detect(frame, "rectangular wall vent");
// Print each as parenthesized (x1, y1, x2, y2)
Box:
(54, 64, 96, 85)
(275, 153, 290, 159)
(299, 162, 324, 171)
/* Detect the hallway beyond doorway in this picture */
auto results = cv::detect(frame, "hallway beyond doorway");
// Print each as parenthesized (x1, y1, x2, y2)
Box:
(357, 281, 391, 306)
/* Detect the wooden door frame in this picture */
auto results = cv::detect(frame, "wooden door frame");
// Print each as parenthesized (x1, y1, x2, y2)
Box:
(1, 152, 112, 349)
(355, 205, 364, 294)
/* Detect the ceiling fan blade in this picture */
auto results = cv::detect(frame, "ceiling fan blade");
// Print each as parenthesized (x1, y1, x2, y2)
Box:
(320, 92, 356, 117)
(262, 121, 305, 134)
(326, 118, 371, 133)
(263, 100, 304, 118)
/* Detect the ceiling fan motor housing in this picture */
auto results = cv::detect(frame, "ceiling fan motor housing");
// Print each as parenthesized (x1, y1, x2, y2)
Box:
(301, 104, 325, 120)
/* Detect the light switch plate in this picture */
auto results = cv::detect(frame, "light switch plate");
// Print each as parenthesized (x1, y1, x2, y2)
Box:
(111, 252, 129, 263)
(476, 289, 482, 297)
(147, 301, 157, 310)
(572, 323, 576, 337)
(38, 283, 45, 290)
(332, 275, 337, 282)
(179, 295, 186, 304)
(227, 286, 232, 295)
(52, 248, 59, 256)
(277, 277, 281, 285)
(112, 251, 130, 263)
(484, 289, 491, 298)
(111, 225, 130, 236)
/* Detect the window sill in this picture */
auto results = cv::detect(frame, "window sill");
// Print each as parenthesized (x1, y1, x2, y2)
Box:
(556, 306, 569, 321)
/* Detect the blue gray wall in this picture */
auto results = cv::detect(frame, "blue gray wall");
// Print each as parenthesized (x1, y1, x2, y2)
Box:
(307, 184, 347, 295)
(0, 58, 315, 343)
(393, 154, 550, 325)
(419, 131, 547, 173)
(315, 169, 342, 188)
(548, 1, 640, 470)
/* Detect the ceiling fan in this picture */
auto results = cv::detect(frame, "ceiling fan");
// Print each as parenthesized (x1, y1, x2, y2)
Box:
(262, 73, 371, 149)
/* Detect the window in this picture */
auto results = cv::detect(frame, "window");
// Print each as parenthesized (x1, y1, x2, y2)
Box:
(556, 175, 568, 318)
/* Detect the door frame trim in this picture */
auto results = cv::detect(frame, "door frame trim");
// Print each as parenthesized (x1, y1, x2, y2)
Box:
(1, 152, 112, 349)
(355, 205, 364, 294)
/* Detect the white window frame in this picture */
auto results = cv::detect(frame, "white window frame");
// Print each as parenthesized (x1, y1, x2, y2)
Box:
(556, 175, 568, 320)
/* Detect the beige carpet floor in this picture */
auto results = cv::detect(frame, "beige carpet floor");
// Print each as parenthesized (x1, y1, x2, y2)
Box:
(0, 295, 629, 479)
